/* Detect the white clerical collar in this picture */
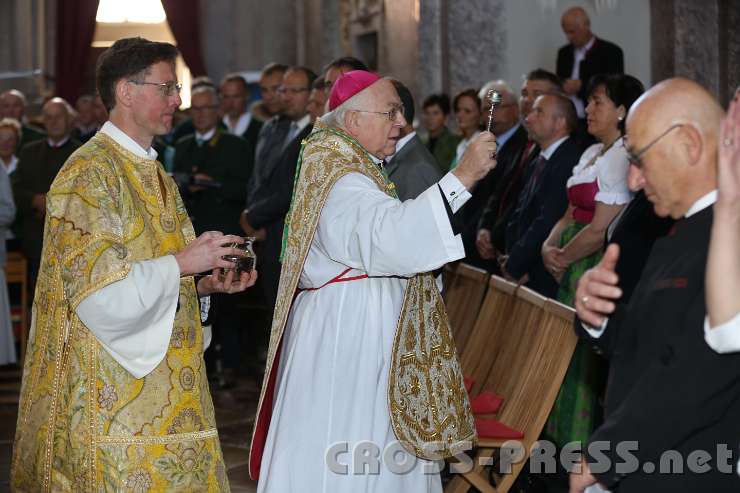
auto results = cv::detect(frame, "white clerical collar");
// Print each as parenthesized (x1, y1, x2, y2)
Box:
(576, 36, 596, 56)
(685, 190, 717, 218)
(100, 121, 158, 160)
(394, 131, 416, 154)
(1, 155, 17, 175)
(47, 136, 70, 148)
(223, 111, 252, 135)
(195, 127, 216, 142)
(540, 135, 568, 160)
(496, 123, 520, 148)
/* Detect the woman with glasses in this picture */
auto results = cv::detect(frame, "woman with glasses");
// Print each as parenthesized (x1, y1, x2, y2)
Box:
(449, 88, 482, 169)
(541, 73, 644, 449)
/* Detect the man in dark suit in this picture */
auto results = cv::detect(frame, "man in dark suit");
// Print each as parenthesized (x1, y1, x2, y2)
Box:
(12, 98, 79, 281)
(221, 73, 263, 158)
(503, 93, 581, 298)
(386, 80, 441, 201)
(0, 89, 45, 151)
(605, 189, 673, 302)
(173, 85, 252, 383)
(571, 78, 740, 492)
(556, 7, 623, 119)
(241, 66, 316, 308)
(477, 70, 562, 270)
(468, 80, 528, 270)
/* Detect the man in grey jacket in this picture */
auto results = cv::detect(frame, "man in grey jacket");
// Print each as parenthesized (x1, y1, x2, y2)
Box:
(386, 80, 442, 200)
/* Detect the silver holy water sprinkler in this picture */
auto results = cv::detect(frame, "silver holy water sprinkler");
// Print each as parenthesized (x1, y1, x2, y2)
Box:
(486, 90, 503, 133)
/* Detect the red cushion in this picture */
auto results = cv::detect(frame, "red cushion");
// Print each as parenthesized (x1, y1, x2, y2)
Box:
(475, 418, 524, 439)
(470, 391, 504, 414)
(464, 376, 475, 394)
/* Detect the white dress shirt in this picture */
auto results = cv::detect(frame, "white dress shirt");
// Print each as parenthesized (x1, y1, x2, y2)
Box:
(223, 111, 252, 136)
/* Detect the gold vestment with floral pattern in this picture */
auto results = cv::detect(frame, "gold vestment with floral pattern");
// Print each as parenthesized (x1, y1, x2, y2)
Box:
(12, 133, 229, 492)
(249, 122, 475, 478)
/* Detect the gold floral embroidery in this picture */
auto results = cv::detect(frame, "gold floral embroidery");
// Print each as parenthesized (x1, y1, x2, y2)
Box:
(97, 383, 118, 411)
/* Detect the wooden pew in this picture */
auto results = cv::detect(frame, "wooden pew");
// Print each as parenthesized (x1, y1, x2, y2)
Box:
(443, 263, 489, 355)
(446, 288, 578, 493)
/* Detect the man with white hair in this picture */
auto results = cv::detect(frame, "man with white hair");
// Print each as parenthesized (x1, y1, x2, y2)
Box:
(250, 70, 497, 492)
(0, 89, 45, 149)
(12, 97, 79, 278)
(462, 79, 528, 269)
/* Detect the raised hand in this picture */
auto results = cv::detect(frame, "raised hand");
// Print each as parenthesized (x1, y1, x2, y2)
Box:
(574, 243, 622, 327)
(717, 99, 740, 215)
(453, 131, 498, 190)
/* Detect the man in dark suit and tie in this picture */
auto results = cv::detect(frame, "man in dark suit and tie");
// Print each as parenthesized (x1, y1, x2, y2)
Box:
(557, 7, 624, 119)
(503, 93, 581, 297)
(571, 78, 740, 492)
(385, 80, 441, 201)
(240, 66, 316, 309)
(477, 70, 562, 270)
(469, 80, 528, 270)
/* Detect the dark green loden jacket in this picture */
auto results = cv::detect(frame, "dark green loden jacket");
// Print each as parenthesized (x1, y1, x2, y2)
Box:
(421, 126, 461, 174)
(173, 128, 252, 235)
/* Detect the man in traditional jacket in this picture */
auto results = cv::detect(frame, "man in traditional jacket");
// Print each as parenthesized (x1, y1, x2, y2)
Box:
(12, 97, 79, 281)
(570, 78, 740, 492)
(12, 37, 257, 492)
(249, 70, 496, 492)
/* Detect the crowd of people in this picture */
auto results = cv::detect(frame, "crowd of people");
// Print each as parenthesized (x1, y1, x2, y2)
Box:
(3, 4, 740, 492)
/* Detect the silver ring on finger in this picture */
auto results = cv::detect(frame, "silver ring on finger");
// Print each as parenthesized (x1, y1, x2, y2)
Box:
(724, 137, 734, 147)
(581, 295, 589, 307)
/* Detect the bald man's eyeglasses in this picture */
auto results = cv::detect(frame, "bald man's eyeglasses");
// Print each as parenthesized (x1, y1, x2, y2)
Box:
(626, 123, 684, 169)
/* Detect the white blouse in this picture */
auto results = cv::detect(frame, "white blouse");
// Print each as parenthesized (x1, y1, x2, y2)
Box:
(566, 137, 632, 205)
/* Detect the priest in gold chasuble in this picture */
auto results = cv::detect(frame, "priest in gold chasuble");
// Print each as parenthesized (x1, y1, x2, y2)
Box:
(12, 38, 257, 492)
(250, 71, 498, 492)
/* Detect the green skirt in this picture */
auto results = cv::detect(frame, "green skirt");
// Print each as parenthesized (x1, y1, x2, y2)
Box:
(545, 221, 605, 447)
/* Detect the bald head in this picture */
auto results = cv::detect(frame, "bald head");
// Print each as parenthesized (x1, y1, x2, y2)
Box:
(561, 7, 592, 48)
(0, 90, 26, 121)
(43, 97, 74, 142)
(626, 77, 724, 218)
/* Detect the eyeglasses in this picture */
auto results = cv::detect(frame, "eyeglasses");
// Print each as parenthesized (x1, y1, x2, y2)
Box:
(277, 87, 310, 95)
(128, 80, 183, 97)
(349, 105, 405, 122)
(625, 123, 684, 169)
